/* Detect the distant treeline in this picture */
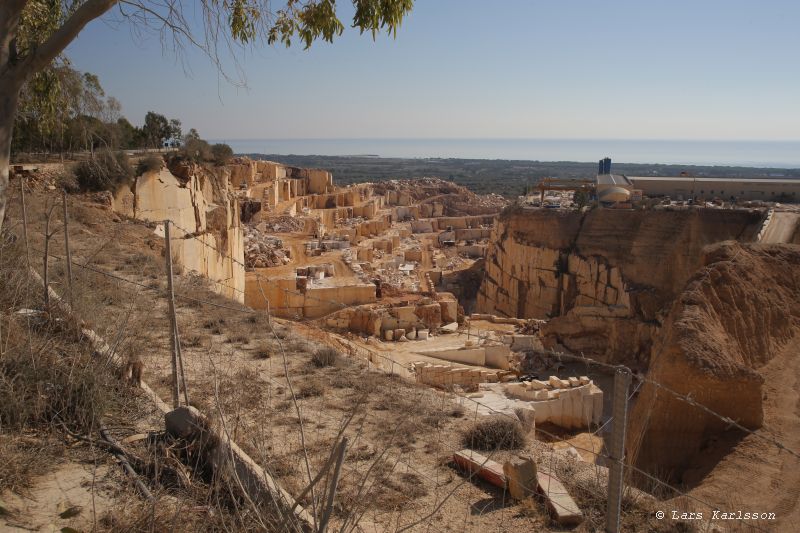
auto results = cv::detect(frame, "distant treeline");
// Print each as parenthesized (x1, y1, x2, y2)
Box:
(12, 65, 188, 156)
(244, 154, 800, 198)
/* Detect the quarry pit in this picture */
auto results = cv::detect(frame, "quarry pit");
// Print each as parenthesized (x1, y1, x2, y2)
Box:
(109, 155, 800, 525)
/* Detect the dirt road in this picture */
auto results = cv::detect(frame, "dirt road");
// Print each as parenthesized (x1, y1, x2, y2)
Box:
(760, 211, 799, 243)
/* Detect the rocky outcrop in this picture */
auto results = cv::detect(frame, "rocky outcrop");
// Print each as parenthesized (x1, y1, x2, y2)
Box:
(627, 242, 800, 482)
(477, 207, 764, 364)
(113, 167, 245, 302)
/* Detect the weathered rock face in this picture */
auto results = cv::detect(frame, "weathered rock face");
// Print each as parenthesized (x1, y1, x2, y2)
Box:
(628, 242, 800, 482)
(113, 167, 245, 302)
(477, 208, 764, 364)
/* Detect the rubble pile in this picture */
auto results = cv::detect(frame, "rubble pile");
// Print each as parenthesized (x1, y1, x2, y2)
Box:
(372, 177, 509, 216)
(244, 225, 290, 268)
(336, 216, 367, 228)
(254, 216, 305, 233)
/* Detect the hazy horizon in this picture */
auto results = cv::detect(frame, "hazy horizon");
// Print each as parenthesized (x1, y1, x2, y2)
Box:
(212, 138, 800, 169)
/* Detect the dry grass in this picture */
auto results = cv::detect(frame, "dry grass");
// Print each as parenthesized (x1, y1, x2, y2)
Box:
(0, 435, 65, 494)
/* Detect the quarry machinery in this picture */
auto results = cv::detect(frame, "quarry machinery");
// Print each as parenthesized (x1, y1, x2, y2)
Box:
(536, 177, 595, 204)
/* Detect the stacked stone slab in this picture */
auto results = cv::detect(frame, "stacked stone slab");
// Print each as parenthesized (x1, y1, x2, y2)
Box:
(504, 376, 602, 430)
(412, 361, 501, 392)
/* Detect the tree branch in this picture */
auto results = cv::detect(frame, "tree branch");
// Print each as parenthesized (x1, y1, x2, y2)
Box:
(22, 0, 119, 77)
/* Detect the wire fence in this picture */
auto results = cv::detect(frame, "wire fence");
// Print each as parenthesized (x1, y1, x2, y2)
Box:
(11, 186, 794, 533)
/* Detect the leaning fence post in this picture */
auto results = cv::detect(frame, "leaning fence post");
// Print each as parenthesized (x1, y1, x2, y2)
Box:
(62, 190, 73, 308)
(20, 176, 30, 268)
(164, 220, 181, 408)
(606, 366, 631, 533)
(318, 437, 348, 533)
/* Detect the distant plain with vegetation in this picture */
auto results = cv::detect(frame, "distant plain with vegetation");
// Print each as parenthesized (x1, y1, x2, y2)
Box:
(246, 153, 800, 198)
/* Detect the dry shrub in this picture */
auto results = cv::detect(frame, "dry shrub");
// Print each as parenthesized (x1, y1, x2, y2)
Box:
(311, 347, 339, 368)
(462, 416, 526, 451)
(136, 154, 163, 175)
(203, 317, 225, 334)
(296, 380, 324, 399)
(74, 150, 134, 192)
(252, 342, 271, 359)
(227, 331, 249, 344)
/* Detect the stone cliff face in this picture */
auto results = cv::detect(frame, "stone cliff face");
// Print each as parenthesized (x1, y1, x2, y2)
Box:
(476, 207, 764, 365)
(113, 165, 245, 302)
(627, 242, 800, 482)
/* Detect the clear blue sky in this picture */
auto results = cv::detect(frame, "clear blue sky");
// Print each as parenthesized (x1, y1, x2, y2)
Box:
(66, 0, 800, 141)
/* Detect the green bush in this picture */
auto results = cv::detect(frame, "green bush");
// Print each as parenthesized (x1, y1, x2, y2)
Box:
(211, 143, 234, 165)
(74, 150, 134, 192)
(180, 137, 212, 162)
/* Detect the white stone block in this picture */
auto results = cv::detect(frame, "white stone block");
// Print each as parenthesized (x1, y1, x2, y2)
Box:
(529, 379, 548, 390)
(591, 387, 603, 425)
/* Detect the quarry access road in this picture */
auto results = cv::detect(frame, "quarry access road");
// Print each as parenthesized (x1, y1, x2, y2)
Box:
(760, 211, 799, 243)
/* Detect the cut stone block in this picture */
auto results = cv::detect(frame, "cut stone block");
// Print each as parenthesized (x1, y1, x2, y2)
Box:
(515, 407, 536, 432)
(549, 376, 565, 389)
(579, 375, 591, 385)
(452, 449, 506, 489)
(536, 471, 583, 526)
(529, 379, 548, 390)
(503, 456, 537, 500)
(568, 377, 581, 387)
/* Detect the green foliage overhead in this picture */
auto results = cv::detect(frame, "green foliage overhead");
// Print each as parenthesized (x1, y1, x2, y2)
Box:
(268, 0, 414, 48)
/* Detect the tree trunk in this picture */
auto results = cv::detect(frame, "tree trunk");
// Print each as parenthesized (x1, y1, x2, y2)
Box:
(0, 76, 22, 235)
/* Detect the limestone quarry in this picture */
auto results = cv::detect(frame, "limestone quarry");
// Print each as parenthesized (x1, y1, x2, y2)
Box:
(4, 154, 800, 532)
(107, 157, 800, 528)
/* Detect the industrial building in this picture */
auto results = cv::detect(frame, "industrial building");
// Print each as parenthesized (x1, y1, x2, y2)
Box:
(626, 176, 800, 202)
(595, 158, 800, 203)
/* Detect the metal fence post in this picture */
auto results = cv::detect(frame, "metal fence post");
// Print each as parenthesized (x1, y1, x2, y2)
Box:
(606, 366, 631, 533)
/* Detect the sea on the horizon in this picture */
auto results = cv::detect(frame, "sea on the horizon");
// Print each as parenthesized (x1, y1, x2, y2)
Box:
(211, 138, 800, 169)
